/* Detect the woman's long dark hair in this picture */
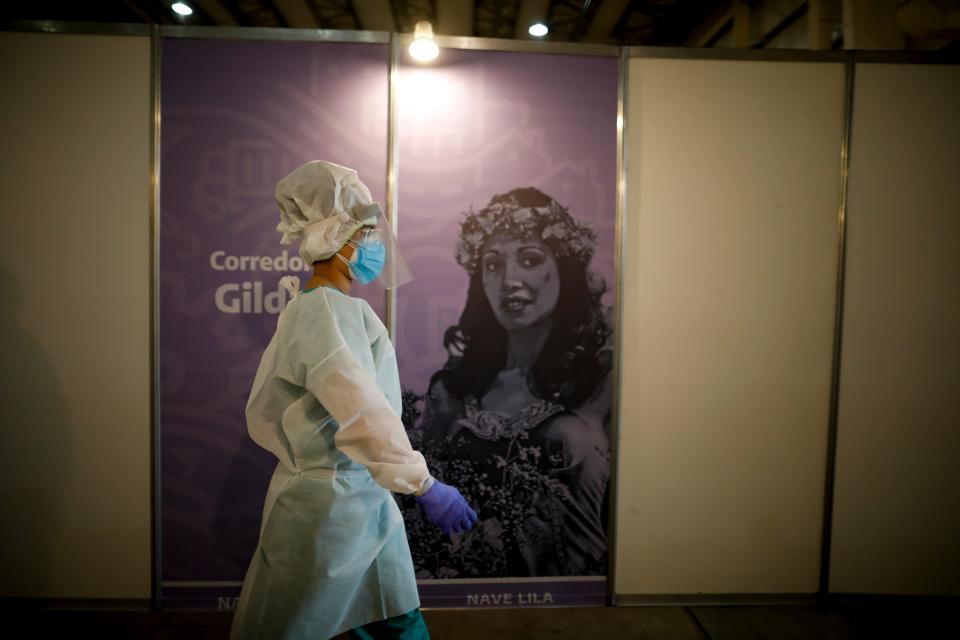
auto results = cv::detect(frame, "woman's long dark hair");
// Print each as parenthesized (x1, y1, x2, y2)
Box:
(436, 230, 611, 409)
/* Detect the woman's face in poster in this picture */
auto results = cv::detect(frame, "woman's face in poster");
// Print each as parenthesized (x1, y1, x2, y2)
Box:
(480, 235, 560, 333)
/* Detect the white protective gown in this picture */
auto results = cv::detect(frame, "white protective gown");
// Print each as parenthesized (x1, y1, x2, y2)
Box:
(230, 284, 431, 640)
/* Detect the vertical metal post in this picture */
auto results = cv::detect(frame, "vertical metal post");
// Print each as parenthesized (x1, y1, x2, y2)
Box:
(386, 33, 400, 339)
(150, 23, 163, 612)
(819, 51, 856, 603)
(607, 46, 630, 607)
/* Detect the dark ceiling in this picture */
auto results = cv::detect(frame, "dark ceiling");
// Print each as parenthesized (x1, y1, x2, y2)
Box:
(0, 0, 726, 45)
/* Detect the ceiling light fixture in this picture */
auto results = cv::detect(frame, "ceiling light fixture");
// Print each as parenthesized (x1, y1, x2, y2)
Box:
(528, 22, 549, 37)
(171, 2, 194, 16)
(410, 21, 439, 62)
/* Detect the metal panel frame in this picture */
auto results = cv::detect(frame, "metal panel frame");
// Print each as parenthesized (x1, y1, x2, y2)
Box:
(628, 45, 847, 62)
(617, 593, 819, 606)
(149, 25, 162, 612)
(160, 24, 389, 43)
(0, 19, 151, 36)
(386, 33, 400, 339)
(3, 17, 957, 609)
(607, 46, 629, 607)
(404, 32, 619, 56)
(854, 50, 960, 64)
(818, 52, 855, 605)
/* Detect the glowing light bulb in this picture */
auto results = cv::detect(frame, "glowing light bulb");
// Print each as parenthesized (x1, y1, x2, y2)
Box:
(410, 38, 439, 62)
(171, 3, 193, 16)
(410, 21, 439, 63)
(528, 23, 548, 37)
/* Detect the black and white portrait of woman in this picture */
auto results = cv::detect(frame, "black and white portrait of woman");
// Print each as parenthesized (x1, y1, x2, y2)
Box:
(399, 186, 612, 579)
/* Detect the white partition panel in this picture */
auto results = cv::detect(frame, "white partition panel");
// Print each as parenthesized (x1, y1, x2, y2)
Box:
(0, 32, 151, 598)
(616, 58, 845, 595)
(830, 63, 960, 596)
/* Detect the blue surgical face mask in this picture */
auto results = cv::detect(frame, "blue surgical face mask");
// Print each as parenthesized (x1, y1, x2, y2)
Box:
(338, 239, 386, 284)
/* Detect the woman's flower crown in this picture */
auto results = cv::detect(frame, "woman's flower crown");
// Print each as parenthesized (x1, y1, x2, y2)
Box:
(455, 187, 597, 274)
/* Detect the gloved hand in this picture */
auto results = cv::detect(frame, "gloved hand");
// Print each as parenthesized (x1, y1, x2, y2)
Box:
(415, 480, 478, 537)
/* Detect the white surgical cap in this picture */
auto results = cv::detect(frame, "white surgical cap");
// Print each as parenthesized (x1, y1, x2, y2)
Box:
(274, 160, 380, 264)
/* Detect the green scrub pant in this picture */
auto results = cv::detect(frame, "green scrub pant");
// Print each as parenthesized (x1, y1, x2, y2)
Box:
(347, 608, 430, 640)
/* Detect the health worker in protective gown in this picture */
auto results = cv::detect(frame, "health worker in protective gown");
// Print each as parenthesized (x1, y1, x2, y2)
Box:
(230, 161, 477, 640)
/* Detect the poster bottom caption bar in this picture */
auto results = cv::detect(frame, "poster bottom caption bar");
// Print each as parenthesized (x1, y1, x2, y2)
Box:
(161, 577, 607, 609)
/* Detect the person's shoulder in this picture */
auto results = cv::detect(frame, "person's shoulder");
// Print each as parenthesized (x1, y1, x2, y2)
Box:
(543, 411, 606, 450)
(424, 372, 468, 418)
(596, 345, 613, 371)
(543, 412, 589, 439)
(426, 373, 458, 403)
(356, 297, 389, 338)
(421, 374, 466, 438)
(278, 288, 357, 338)
(292, 287, 363, 317)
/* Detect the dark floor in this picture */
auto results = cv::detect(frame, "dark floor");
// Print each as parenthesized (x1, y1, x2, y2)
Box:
(5, 603, 958, 639)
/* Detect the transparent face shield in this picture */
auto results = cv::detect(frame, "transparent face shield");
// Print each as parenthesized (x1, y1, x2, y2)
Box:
(344, 204, 414, 289)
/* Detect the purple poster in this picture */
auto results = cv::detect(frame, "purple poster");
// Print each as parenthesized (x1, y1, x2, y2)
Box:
(159, 37, 388, 609)
(394, 49, 618, 607)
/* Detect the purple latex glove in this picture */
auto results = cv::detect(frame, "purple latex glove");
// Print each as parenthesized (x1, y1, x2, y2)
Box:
(415, 480, 479, 537)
